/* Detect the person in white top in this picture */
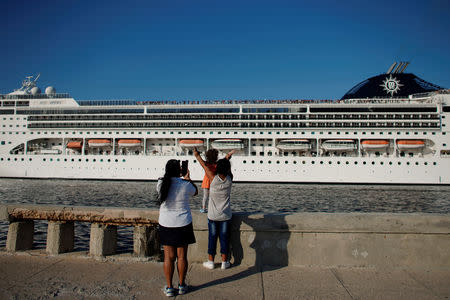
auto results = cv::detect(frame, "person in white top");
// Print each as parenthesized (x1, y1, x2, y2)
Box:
(157, 159, 198, 296)
(194, 148, 234, 270)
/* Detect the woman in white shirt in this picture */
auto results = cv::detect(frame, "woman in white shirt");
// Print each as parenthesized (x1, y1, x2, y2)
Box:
(194, 148, 234, 270)
(157, 159, 198, 296)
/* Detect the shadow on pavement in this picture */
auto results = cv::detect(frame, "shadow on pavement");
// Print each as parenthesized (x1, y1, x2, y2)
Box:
(190, 213, 291, 291)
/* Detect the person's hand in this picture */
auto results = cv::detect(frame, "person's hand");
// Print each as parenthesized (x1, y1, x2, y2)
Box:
(183, 169, 191, 180)
(193, 147, 200, 157)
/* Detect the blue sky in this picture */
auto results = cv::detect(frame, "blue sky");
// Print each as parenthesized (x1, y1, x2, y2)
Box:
(2, 0, 449, 100)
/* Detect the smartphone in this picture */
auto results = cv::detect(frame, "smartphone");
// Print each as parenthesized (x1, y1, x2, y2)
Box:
(181, 160, 188, 176)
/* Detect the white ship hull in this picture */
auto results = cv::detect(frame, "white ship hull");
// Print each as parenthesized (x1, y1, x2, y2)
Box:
(0, 154, 448, 184)
(1, 73, 449, 184)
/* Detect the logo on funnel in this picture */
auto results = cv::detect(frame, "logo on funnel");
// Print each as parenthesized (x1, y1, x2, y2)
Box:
(381, 75, 403, 96)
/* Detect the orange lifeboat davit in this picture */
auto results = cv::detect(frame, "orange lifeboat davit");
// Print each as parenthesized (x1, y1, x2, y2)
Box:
(361, 140, 389, 150)
(179, 139, 204, 148)
(88, 139, 111, 147)
(66, 141, 82, 149)
(118, 139, 142, 147)
(396, 140, 425, 150)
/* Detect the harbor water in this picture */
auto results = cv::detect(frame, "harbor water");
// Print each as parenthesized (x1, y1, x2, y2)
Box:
(1, 178, 449, 251)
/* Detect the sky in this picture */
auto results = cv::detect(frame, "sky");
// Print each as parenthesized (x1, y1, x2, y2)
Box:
(1, 0, 449, 101)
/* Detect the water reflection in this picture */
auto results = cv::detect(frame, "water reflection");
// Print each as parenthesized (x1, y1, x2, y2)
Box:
(0, 179, 449, 251)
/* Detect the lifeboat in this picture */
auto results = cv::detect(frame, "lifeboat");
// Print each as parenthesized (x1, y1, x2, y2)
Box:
(211, 139, 244, 150)
(361, 140, 389, 150)
(88, 139, 111, 147)
(396, 140, 425, 150)
(179, 139, 204, 148)
(118, 139, 142, 147)
(276, 139, 311, 150)
(66, 141, 82, 149)
(321, 139, 356, 151)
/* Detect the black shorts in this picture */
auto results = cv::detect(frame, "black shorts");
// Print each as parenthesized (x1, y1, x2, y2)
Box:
(158, 222, 196, 247)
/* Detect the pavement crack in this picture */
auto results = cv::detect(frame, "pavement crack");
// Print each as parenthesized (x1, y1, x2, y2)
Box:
(403, 269, 439, 298)
(6, 258, 64, 291)
(260, 269, 265, 300)
(330, 268, 354, 300)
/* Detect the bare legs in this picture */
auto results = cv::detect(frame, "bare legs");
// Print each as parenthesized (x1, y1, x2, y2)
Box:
(163, 245, 189, 288)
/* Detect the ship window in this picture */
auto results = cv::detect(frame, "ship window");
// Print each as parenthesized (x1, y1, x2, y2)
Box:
(424, 162, 428, 165)
(407, 162, 410, 165)
(268, 161, 272, 164)
(363, 161, 366, 165)
(398, 162, 401, 165)
(433, 162, 437, 165)
(372, 161, 375, 165)
(251, 160, 255, 164)
(276, 161, 280, 164)
(354, 161, 358, 165)
(294, 161, 297, 164)
(243, 160, 246, 164)
(311, 161, 315, 164)
(260, 160, 263, 164)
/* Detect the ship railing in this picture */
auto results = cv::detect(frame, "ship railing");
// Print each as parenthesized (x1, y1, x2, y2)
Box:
(0, 93, 70, 100)
(76, 99, 338, 106)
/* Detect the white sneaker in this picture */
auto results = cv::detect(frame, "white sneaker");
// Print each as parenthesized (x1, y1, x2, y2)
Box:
(221, 261, 231, 270)
(203, 260, 214, 269)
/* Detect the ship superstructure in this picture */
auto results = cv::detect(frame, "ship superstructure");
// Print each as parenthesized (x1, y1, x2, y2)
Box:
(1, 64, 449, 183)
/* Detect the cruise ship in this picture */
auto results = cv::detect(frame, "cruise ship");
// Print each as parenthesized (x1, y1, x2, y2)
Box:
(1, 62, 449, 184)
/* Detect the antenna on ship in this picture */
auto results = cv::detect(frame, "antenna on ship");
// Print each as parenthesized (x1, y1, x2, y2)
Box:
(9, 73, 41, 95)
(399, 62, 409, 73)
(386, 62, 397, 74)
(393, 62, 404, 73)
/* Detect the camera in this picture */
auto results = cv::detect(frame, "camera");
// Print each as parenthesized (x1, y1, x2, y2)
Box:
(181, 160, 188, 176)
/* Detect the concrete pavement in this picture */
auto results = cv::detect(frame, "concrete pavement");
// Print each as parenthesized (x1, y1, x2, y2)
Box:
(0, 250, 449, 300)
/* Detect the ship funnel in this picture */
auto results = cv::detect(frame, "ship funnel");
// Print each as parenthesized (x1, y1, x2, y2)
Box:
(386, 62, 397, 74)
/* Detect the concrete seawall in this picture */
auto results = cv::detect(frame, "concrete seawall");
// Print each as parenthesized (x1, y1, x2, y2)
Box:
(1, 204, 449, 269)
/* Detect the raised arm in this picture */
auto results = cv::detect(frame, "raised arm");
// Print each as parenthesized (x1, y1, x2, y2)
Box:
(225, 149, 235, 160)
(193, 148, 215, 182)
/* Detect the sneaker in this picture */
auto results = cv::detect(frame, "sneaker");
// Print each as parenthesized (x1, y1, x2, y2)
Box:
(163, 286, 175, 297)
(203, 260, 214, 269)
(178, 284, 188, 295)
(199, 208, 207, 213)
(221, 261, 231, 270)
